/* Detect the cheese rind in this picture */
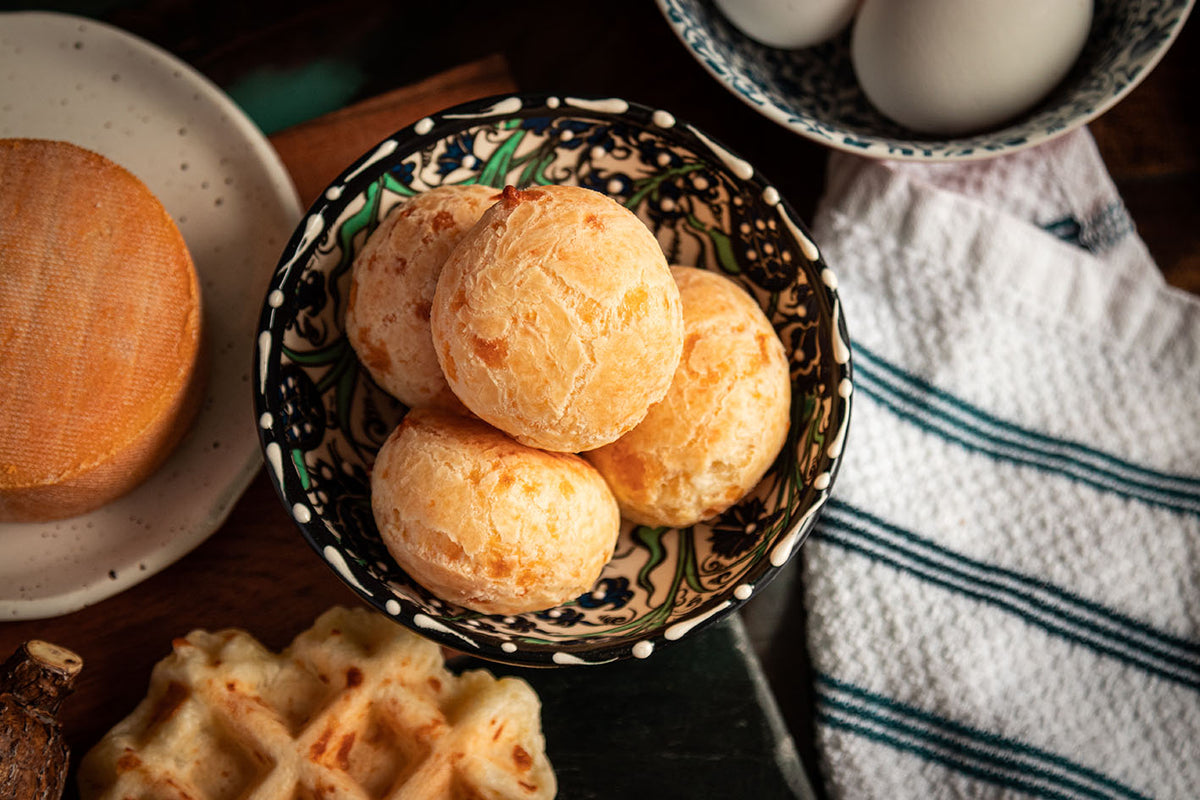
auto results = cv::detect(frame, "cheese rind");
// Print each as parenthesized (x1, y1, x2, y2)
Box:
(0, 139, 204, 522)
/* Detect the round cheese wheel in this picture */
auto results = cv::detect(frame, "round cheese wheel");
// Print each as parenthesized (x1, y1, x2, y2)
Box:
(0, 139, 204, 522)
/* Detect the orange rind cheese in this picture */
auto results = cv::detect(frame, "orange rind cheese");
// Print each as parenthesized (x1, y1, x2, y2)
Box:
(0, 139, 203, 522)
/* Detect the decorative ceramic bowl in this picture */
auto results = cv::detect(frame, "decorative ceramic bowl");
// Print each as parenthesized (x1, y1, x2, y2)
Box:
(254, 93, 852, 666)
(657, 0, 1194, 161)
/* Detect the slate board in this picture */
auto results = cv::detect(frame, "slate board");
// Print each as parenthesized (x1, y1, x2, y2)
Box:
(472, 614, 815, 799)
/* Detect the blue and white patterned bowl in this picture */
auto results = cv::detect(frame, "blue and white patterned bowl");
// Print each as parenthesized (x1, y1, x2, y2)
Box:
(657, 0, 1193, 161)
(253, 93, 852, 666)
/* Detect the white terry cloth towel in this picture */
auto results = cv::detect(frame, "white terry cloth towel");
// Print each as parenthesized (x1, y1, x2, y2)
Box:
(802, 127, 1200, 800)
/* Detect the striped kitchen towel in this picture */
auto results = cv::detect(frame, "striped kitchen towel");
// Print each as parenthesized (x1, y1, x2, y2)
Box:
(803, 128, 1200, 800)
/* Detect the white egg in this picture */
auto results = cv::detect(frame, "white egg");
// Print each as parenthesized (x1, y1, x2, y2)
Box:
(715, 0, 861, 49)
(851, 0, 1093, 135)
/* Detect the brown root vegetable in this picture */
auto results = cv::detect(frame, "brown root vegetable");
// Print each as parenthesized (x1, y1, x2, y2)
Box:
(0, 640, 83, 800)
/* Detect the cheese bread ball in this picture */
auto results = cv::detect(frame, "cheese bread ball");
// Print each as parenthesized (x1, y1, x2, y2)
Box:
(371, 407, 621, 615)
(431, 185, 683, 452)
(586, 266, 791, 528)
(0, 139, 203, 522)
(346, 185, 500, 409)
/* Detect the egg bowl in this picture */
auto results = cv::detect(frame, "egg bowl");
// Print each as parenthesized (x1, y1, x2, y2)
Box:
(657, 0, 1193, 161)
(253, 93, 852, 666)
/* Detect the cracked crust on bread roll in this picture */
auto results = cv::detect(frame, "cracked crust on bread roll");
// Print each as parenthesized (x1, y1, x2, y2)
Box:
(585, 266, 791, 528)
(0, 139, 203, 522)
(430, 184, 683, 453)
(371, 407, 620, 615)
(346, 184, 500, 410)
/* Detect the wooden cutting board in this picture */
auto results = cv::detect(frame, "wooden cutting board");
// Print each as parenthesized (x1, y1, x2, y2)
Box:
(271, 54, 515, 207)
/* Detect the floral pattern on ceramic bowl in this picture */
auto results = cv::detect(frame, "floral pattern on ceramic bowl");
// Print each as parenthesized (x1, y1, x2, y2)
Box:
(657, 0, 1193, 161)
(254, 93, 852, 666)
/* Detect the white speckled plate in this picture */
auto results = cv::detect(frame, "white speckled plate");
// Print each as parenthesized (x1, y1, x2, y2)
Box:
(0, 11, 303, 620)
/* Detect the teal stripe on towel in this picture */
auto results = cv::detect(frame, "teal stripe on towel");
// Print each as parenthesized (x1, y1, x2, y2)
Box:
(817, 713, 1077, 800)
(816, 674, 1151, 800)
(815, 502, 1200, 690)
(851, 343, 1200, 515)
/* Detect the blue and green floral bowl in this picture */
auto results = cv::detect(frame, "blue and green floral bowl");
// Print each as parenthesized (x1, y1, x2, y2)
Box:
(658, 0, 1193, 161)
(253, 93, 852, 666)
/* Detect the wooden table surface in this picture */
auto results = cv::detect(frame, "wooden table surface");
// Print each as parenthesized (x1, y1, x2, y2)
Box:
(2, 2, 1196, 797)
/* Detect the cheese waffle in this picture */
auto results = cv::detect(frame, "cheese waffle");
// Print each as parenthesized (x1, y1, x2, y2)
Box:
(78, 606, 556, 800)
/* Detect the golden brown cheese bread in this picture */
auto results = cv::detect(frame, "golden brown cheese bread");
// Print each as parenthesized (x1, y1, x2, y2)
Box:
(78, 606, 556, 800)
(431, 184, 683, 453)
(0, 139, 203, 522)
(345, 185, 499, 410)
(372, 407, 620, 615)
(586, 266, 791, 528)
